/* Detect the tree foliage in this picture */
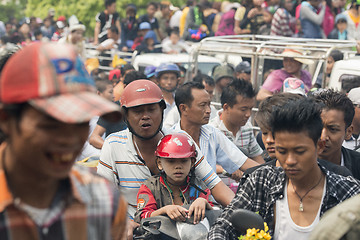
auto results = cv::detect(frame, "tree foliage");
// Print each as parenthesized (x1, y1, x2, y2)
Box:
(0, 0, 27, 23)
(24, 0, 188, 37)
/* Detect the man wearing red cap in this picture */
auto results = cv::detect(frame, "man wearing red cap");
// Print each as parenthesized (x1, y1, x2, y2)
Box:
(0, 42, 127, 239)
(97, 79, 235, 238)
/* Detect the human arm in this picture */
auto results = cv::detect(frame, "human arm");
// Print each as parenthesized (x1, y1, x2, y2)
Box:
(94, 14, 101, 45)
(256, 88, 273, 101)
(252, 155, 265, 164)
(116, 19, 121, 37)
(300, 2, 326, 25)
(89, 124, 106, 149)
(234, 7, 251, 34)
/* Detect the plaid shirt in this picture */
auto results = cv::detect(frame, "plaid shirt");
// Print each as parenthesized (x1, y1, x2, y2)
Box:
(0, 151, 127, 240)
(208, 163, 360, 239)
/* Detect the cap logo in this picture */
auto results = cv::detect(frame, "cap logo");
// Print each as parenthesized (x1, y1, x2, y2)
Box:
(173, 138, 183, 146)
(51, 58, 74, 74)
(136, 88, 146, 92)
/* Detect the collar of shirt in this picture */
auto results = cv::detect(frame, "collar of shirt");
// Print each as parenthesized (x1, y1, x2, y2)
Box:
(0, 146, 86, 212)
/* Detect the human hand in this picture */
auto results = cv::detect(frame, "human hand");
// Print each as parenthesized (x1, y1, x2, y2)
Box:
(122, 46, 129, 52)
(127, 220, 140, 240)
(231, 169, 243, 182)
(164, 205, 189, 222)
(356, 41, 360, 54)
(188, 198, 207, 224)
(247, 8, 260, 18)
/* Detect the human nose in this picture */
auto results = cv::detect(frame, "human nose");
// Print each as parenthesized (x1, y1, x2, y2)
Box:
(266, 133, 275, 144)
(245, 109, 252, 118)
(285, 152, 297, 166)
(321, 128, 329, 141)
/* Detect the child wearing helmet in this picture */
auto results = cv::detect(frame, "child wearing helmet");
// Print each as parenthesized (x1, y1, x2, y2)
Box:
(134, 133, 213, 224)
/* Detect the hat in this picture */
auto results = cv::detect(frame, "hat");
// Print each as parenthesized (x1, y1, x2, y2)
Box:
(85, 58, 99, 74)
(144, 65, 157, 78)
(139, 22, 151, 30)
(69, 23, 86, 32)
(0, 42, 121, 123)
(235, 61, 251, 73)
(282, 48, 314, 65)
(56, 21, 65, 29)
(283, 77, 306, 96)
(109, 69, 121, 81)
(212, 65, 234, 82)
(348, 87, 360, 105)
(335, 13, 347, 23)
(58, 16, 66, 22)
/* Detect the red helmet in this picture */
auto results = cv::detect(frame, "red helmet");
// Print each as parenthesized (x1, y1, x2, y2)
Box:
(120, 79, 164, 108)
(155, 133, 197, 158)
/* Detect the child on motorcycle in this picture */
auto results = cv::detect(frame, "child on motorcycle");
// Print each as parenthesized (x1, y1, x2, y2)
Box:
(134, 133, 213, 225)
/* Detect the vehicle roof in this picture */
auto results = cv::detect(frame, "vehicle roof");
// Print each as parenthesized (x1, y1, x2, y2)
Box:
(132, 53, 222, 69)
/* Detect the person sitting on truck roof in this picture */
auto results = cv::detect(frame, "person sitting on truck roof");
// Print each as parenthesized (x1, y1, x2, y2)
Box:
(256, 48, 313, 102)
(212, 65, 235, 106)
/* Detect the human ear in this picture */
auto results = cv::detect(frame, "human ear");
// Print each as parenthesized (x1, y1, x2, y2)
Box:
(156, 157, 163, 171)
(317, 139, 326, 155)
(345, 125, 353, 140)
(179, 103, 187, 115)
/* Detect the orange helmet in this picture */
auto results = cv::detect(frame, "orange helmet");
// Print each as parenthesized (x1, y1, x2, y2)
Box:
(155, 133, 197, 158)
(120, 79, 165, 108)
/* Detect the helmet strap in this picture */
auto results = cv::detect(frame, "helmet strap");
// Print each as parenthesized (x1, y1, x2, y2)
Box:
(125, 111, 164, 141)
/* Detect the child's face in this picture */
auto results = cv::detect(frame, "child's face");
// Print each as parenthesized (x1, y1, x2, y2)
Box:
(170, 33, 180, 45)
(337, 21, 347, 33)
(326, 56, 335, 75)
(260, 125, 276, 159)
(158, 157, 194, 185)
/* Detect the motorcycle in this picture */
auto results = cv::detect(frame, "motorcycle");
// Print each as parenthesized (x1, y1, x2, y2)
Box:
(134, 207, 265, 240)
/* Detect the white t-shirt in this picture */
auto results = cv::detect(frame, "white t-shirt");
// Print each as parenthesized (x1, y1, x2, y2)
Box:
(274, 180, 326, 240)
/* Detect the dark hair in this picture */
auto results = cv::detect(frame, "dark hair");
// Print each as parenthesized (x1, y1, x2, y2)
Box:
(148, 2, 158, 9)
(271, 98, 323, 145)
(193, 73, 215, 86)
(329, 49, 344, 62)
(220, 79, 256, 107)
(124, 71, 147, 85)
(120, 63, 135, 76)
(109, 25, 119, 35)
(0, 43, 21, 73)
(175, 81, 205, 114)
(34, 28, 42, 37)
(95, 79, 112, 93)
(255, 93, 303, 129)
(105, 0, 116, 7)
(340, 75, 360, 93)
(170, 28, 180, 36)
(311, 89, 355, 128)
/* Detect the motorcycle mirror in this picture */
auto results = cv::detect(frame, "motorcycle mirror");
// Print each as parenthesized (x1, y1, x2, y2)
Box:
(229, 209, 264, 235)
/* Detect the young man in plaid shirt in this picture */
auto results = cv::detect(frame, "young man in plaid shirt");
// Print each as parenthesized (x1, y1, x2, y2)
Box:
(0, 42, 127, 240)
(208, 97, 360, 239)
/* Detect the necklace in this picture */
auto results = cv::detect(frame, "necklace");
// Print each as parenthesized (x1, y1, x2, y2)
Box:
(133, 138, 145, 160)
(290, 174, 323, 212)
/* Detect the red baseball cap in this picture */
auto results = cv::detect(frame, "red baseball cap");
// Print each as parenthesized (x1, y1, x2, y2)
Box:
(0, 42, 121, 123)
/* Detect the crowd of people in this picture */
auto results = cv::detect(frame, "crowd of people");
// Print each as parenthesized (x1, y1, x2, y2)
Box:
(1, 0, 360, 239)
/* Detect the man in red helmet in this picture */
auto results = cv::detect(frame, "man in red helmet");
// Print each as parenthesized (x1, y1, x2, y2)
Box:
(97, 80, 235, 239)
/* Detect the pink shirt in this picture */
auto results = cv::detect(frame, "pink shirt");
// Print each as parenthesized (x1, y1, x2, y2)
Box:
(261, 69, 312, 93)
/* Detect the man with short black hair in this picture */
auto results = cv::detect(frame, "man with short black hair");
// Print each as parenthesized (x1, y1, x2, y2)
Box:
(174, 82, 259, 181)
(343, 87, 360, 151)
(210, 79, 264, 163)
(312, 89, 360, 179)
(209, 97, 360, 239)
